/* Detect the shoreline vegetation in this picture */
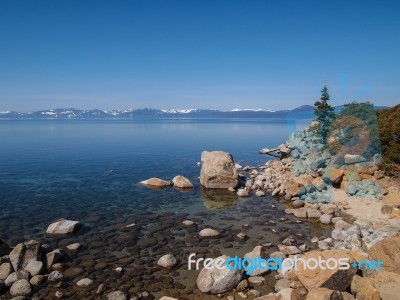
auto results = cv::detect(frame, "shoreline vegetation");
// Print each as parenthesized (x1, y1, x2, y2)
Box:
(1, 102, 399, 300)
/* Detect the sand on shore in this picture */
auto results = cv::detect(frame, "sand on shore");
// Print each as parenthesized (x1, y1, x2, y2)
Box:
(332, 188, 387, 220)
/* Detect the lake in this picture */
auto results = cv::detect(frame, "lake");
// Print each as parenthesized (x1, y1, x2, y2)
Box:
(0, 118, 327, 299)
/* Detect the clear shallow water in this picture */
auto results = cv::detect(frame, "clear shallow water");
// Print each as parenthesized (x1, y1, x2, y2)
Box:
(0, 119, 328, 299)
(0, 118, 299, 229)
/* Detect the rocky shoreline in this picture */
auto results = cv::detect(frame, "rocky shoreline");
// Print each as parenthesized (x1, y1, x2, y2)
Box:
(187, 123, 400, 300)
(1, 124, 399, 300)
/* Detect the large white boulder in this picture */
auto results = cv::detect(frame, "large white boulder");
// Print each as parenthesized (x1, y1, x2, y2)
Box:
(200, 151, 238, 188)
(197, 255, 242, 294)
(46, 219, 82, 238)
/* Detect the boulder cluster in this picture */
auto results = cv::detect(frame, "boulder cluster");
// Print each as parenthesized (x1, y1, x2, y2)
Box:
(187, 233, 400, 300)
(170, 124, 400, 299)
(140, 175, 194, 189)
(242, 124, 387, 203)
(0, 219, 87, 299)
(0, 238, 74, 298)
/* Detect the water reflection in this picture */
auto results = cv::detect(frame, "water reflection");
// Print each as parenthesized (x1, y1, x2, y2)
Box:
(200, 187, 239, 210)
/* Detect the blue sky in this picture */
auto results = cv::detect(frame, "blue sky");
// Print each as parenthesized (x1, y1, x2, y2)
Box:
(0, 0, 399, 111)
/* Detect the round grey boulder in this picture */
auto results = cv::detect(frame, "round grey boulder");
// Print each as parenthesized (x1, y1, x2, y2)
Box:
(30, 275, 47, 286)
(10, 279, 32, 297)
(24, 260, 44, 276)
(237, 189, 249, 197)
(48, 270, 63, 282)
(46, 219, 82, 238)
(197, 255, 242, 294)
(320, 214, 333, 224)
(76, 278, 94, 289)
(157, 254, 177, 269)
(107, 290, 128, 300)
(199, 228, 220, 238)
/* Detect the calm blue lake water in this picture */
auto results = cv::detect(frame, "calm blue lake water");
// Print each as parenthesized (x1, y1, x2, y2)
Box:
(0, 119, 305, 224)
(0, 119, 322, 299)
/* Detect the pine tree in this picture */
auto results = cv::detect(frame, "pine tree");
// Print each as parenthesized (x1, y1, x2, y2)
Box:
(314, 84, 335, 143)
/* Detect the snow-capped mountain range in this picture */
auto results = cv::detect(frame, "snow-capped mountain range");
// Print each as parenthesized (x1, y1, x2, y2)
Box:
(0, 106, 316, 119)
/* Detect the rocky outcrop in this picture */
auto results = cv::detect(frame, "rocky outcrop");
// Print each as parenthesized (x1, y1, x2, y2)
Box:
(367, 270, 400, 300)
(323, 168, 345, 186)
(350, 269, 400, 300)
(368, 235, 400, 274)
(9, 240, 41, 271)
(200, 151, 238, 188)
(196, 255, 242, 294)
(381, 191, 400, 214)
(306, 288, 343, 300)
(46, 219, 82, 238)
(351, 275, 380, 300)
(295, 250, 357, 292)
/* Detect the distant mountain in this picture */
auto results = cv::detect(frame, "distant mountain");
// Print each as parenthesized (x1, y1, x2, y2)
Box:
(0, 105, 389, 120)
(0, 107, 306, 119)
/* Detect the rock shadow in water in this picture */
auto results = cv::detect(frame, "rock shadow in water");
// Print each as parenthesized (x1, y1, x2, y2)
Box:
(200, 187, 239, 210)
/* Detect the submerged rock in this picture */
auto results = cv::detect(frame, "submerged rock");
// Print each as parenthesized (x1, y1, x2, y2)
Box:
(200, 151, 238, 188)
(237, 188, 249, 197)
(46, 219, 82, 238)
(107, 290, 128, 300)
(199, 228, 220, 238)
(182, 220, 194, 226)
(66, 243, 81, 251)
(76, 278, 94, 289)
(140, 177, 172, 188)
(46, 249, 64, 269)
(157, 254, 177, 269)
(197, 255, 242, 294)
(48, 270, 63, 282)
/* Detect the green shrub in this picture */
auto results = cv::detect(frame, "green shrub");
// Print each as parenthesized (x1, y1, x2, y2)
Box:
(328, 102, 381, 160)
(378, 104, 400, 172)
